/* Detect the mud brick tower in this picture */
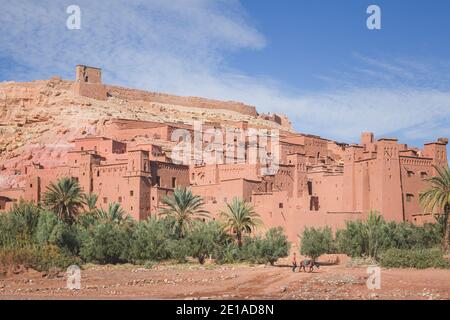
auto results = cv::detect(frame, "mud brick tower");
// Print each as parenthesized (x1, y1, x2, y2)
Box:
(74, 65, 107, 100)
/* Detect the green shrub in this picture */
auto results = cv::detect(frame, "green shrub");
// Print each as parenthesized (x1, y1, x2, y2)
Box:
(127, 218, 174, 263)
(80, 222, 130, 264)
(336, 217, 442, 258)
(35, 211, 59, 244)
(300, 226, 334, 259)
(186, 221, 232, 264)
(217, 243, 242, 264)
(241, 227, 290, 265)
(379, 248, 450, 269)
(76, 212, 99, 228)
(0, 201, 41, 247)
(35, 211, 81, 254)
(336, 220, 367, 257)
(0, 245, 79, 272)
(380, 221, 441, 251)
(166, 239, 190, 263)
(30, 245, 80, 272)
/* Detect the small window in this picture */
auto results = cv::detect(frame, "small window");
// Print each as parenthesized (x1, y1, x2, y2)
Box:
(310, 196, 319, 211)
(420, 172, 428, 179)
(30, 184, 33, 188)
(172, 177, 177, 188)
(279, 203, 283, 209)
(307, 181, 313, 196)
(118, 197, 122, 203)
(97, 171, 100, 177)
(130, 190, 134, 196)
(103, 197, 107, 204)
(406, 194, 414, 202)
(80, 147, 84, 151)
(407, 170, 415, 177)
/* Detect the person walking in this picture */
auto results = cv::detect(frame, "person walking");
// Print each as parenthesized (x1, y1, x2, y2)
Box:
(291, 252, 297, 272)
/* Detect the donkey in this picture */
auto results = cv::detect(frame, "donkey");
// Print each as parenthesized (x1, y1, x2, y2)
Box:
(299, 259, 320, 273)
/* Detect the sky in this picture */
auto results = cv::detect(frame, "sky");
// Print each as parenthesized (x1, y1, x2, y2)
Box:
(1, 0, 450, 149)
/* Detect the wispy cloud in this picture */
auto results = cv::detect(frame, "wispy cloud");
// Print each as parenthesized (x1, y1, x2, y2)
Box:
(1, 1, 450, 147)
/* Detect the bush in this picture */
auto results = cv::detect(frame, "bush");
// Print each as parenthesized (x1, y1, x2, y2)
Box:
(380, 221, 441, 250)
(80, 222, 130, 264)
(166, 239, 190, 263)
(0, 245, 80, 272)
(300, 226, 334, 259)
(127, 218, 175, 263)
(336, 221, 367, 257)
(186, 221, 232, 264)
(217, 243, 242, 264)
(336, 217, 442, 258)
(0, 201, 41, 247)
(379, 248, 450, 269)
(35, 211, 81, 254)
(241, 227, 290, 265)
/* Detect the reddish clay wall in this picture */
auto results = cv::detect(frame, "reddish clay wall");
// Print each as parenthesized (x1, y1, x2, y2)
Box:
(105, 85, 258, 117)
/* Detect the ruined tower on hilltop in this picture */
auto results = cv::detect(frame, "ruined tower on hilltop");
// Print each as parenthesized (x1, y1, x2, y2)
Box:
(74, 65, 107, 100)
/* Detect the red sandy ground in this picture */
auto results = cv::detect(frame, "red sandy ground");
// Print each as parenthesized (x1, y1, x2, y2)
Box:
(0, 257, 449, 300)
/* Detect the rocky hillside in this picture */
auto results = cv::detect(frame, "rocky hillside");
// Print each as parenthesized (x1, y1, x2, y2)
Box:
(0, 78, 292, 189)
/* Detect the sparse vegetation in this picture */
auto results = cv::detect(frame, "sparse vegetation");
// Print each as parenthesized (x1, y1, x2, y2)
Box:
(335, 214, 442, 259)
(300, 226, 334, 259)
(1, 176, 448, 273)
(185, 221, 231, 264)
(79, 221, 131, 264)
(380, 248, 450, 269)
(241, 227, 291, 265)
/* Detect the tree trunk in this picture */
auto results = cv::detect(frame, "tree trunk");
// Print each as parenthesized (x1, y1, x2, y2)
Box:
(237, 231, 242, 248)
(178, 221, 184, 239)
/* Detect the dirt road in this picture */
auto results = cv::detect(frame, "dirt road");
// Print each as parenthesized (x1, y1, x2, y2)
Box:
(1, 260, 449, 300)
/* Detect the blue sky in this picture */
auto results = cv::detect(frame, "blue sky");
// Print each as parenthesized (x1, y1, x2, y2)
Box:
(1, 0, 450, 149)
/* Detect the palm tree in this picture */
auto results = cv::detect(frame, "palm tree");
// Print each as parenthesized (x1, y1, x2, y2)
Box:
(420, 165, 450, 251)
(160, 187, 209, 238)
(77, 193, 99, 226)
(220, 197, 263, 248)
(43, 177, 85, 224)
(7, 199, 41, 246)
(84, 193, 98, 213)
(96, 202, 133, 225)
